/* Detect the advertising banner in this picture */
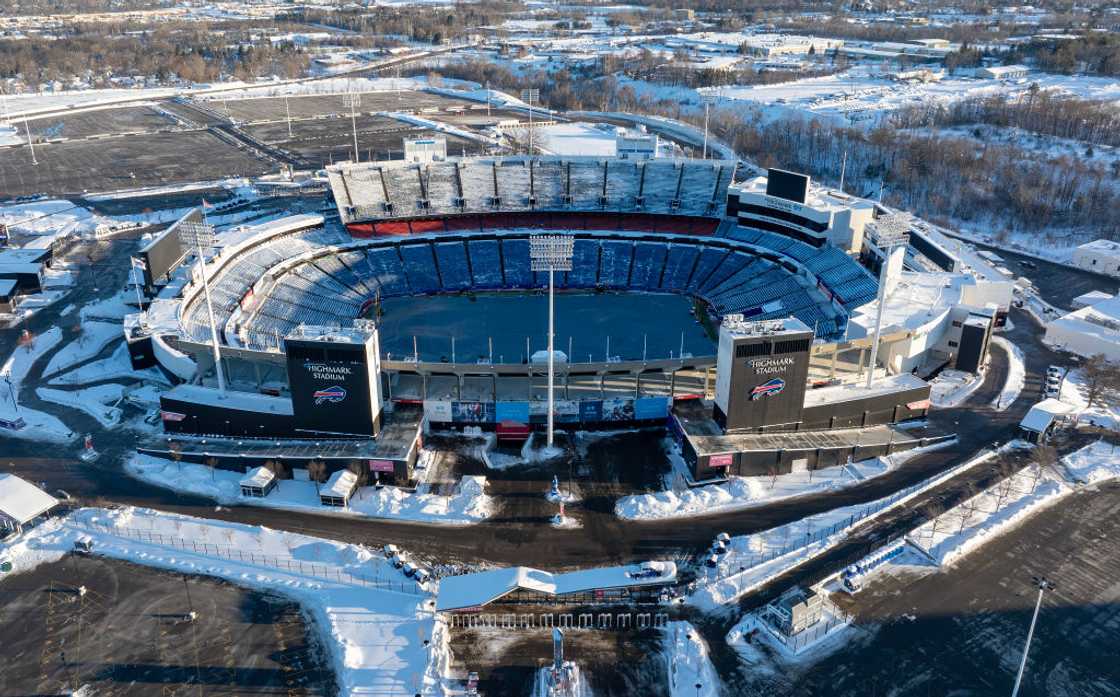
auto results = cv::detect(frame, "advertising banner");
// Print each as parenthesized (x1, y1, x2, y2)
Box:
(709, 453, 734, 468)
(495, 401, 531, 424)
(555, 400, 580, 422)
(601, 398, 636, 422)
(452, 401, 495, 424)
(369, 459, 396, 473)
(634, 396, 670, 420)
(579, 400, 602, 423)
(424, 400, 453, 423)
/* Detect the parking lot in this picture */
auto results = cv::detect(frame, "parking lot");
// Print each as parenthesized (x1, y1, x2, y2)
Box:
(725, 481, 1120, 697)
(25, 105, 178, 140)
(0, 130, 274, 197)
(244, 115, 484, 166)
(213, 90, 483, 123)
(0, 554, 334, 696)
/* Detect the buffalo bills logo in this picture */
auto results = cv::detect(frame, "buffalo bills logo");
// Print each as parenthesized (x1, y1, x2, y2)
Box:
(313, 385, 347, 405)
(750, 378, 785, 400)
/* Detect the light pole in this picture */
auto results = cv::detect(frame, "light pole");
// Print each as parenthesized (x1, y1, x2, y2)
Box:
(1011, 576, 1055, 697)
(344, 92, 361, 163)
(521, 88, 539, 156)
(179, 219, 226, 394)
(529, 234, 574, 448)
(864, 212, 910, 390)
(284, 95, 293, 139)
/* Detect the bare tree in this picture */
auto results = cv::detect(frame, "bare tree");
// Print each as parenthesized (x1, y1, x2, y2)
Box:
(265, 459, 287, 490)
(168, 442, 182, 471)
(1081, 354, 1120, 409)
(205, 456, 219, 481)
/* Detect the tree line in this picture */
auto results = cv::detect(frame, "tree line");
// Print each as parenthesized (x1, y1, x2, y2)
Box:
(0, 22, 310, 85)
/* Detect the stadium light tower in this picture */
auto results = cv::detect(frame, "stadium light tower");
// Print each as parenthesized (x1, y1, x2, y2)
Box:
(343, 92, 361, 163)
(179, 219, 226, 394)
(520, 88, 539, 156)
(863, 212, 910, 390)
(1011, 576, 1055, 697)
(530, 234, 574, 448)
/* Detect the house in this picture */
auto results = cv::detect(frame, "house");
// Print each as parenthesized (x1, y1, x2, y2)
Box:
(0, 473, 59, 534)
(320, 469, 358, 507)
(239, 466, 276, 498)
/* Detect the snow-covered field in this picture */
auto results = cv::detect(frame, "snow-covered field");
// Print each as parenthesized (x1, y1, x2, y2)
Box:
(697, 67, 1120, 126)
(989, 335, 1025, 411)
(533, 122, 618, 156)
(0, 506, 449, 697)
(663, 621, 720, 697)
(126, 453, 494, 525)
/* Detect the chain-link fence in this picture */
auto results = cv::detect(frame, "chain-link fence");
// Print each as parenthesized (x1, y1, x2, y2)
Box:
(77, 522, 426, 596)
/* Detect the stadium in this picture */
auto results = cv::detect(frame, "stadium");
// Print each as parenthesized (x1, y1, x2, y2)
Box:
(128, 154, 943, 482)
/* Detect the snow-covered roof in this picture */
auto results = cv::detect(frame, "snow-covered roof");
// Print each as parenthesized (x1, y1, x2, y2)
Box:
(803, 373, 928, 409)
(1072, 290, 1113, 309)
(239, 466, 274, 488)
(1019, 398, 1075, 433)
(164, 384, 294, 415)
(436, 561, 677, 611)
(0, 473, 59, 525)
(322, 469, 358, 498)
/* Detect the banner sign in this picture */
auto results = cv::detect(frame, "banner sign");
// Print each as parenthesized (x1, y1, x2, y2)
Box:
(369, 459, 396, 473)
(424, 400, 452, 422)
(495, 401, 531, 423)
(579, 400, 602, 423)
(709, 453, 734, 468)
(634, 396, 669, 420)
(601, 398, 636, 422)
(452, 401, 495, 423)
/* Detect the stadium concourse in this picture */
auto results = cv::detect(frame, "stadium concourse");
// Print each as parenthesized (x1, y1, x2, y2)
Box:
(122, 153, 943, 488)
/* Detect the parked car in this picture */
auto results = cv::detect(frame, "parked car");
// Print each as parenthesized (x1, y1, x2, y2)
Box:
(382, 544, 399, 558)
(414, 569, 431, 585)
(391, 553, 408, 569)
(716, 532, 731, 545)
(402, 562, 418, 578)
(705, 554, 719, 568)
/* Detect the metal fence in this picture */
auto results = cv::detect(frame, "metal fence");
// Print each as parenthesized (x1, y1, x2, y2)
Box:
(78, 522, 426, 597)
(448, 611, 669, 631)
(758, 606, 850, 654)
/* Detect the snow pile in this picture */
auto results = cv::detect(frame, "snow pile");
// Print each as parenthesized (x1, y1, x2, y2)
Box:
(126, 454, 493, 525)
(663, 621, 720, 697)
(616, 457, 885, 521)
(1059, 439, 1120, 485)
(990, 336, 1025, 411)
(1, 506, 449, 697)
(617, 440, 954, 521)
(907, 464, 1071, 567)
(929, 368, 985, 407)
(481, 432, 566, 470)
(48, 342, 168, 386)
(0, 199, 114, 243)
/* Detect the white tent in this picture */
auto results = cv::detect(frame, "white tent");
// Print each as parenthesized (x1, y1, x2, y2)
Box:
(0, 473, 58, 534)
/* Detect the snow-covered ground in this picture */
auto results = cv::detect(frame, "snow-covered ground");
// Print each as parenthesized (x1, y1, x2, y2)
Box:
(0, 506, 449, 697)
(48, 342, 168, 387)
(907, 463, 1071, 567)
(688, 444, 1004, 609)
(929, 368, 985, 408)
(2, 87, 179, 118)
(1060, 439, 1120, 485)
(126, 453, 494, 525)
(0, 199, 108, 241)
(663, 621, 720, 697)
(480, 432, 566, 470)
(989, 335, 1025, 411)
(1058, 368, 1120, 430)
(35, 383, 125, 428)
(42, 322, 122, 378)
(697, 66, 1120, 126)
(0, 327, 78, 443)
(616, 440, 951, 521)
